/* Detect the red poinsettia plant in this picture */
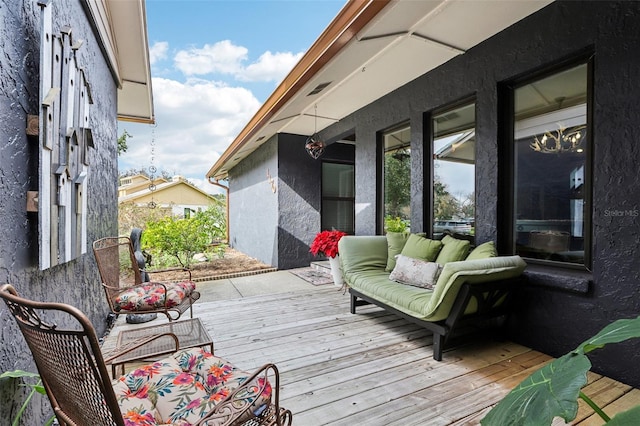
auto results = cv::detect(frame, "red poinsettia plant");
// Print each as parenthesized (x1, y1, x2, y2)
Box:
(310, 229, 347, 258)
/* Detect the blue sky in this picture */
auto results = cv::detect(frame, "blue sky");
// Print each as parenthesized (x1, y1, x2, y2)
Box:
(118, 0, 345, 193)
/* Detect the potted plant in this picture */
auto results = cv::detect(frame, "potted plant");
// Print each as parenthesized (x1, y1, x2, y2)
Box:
(482, 316, 640, 425)
(384, 215, 408, 234)
(0, 370, 55, 426)
(310, 229, 347, 286)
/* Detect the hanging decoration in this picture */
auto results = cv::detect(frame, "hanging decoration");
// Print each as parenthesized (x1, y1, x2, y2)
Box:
(529, 125, 586, 154)
(305, 104, 325, 159)
(148, 122, 157, 209)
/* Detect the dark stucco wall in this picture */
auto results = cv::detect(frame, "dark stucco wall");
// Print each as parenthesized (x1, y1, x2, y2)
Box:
(276, 134, 354, 269)
(277, 134, 322, 269)
(229, 133, 354, 269)
(0, 0, 118, 423)
(319, 1, 640, 387)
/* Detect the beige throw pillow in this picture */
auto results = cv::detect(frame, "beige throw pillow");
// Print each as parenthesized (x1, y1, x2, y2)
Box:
(389, 254, 442, 289)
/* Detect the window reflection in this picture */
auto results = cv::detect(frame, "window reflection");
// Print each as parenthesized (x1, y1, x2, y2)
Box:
(432, 103, 476, 241)
(513, 63, 588, 265)
(322, 162, 355, 234)
(383, 125, 411, 230)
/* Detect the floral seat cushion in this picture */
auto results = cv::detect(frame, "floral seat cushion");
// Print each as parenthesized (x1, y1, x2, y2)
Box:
(113, 348, 272, 425)
(113, 280, 196, 312)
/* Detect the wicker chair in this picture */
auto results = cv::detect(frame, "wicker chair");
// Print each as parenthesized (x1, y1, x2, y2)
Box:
(93, 236, 201, 321)
(0, 284, 293, 426)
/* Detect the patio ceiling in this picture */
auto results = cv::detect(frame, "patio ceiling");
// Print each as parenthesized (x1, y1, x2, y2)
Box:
(206, 0, 553, 181)
(84, 0, 155, 123)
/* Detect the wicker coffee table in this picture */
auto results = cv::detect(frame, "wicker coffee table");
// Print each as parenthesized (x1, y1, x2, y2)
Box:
(109, 317, 213, 378)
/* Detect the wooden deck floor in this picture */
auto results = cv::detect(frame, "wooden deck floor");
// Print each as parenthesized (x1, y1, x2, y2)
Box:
(104, 283, 639, 425)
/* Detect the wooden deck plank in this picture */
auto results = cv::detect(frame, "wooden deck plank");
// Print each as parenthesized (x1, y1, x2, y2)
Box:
(577, 388, 640, 425)
(102, 282, 640, 425)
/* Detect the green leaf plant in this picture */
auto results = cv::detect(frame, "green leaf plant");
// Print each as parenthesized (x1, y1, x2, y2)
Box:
(384, 215, 408, 233)
(0, 370, 55, 426)
(482, 316, 640, 425)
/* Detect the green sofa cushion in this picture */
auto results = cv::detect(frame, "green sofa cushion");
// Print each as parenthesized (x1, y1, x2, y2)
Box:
(346, 269, 436, 319)
(435, 235, 471, 264)
(400, 234, 443, 262)
(385, 232, 409, 272)
(426, 255, 527, 321)
(339, 236, 388, 274)
(466, 241, 498, 260)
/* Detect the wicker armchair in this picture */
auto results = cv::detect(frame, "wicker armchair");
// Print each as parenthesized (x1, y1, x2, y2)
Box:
(0, 284, 293, 426)
(93, 235, 200, 321)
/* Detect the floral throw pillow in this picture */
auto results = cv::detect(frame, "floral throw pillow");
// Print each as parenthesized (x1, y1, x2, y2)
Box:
(388, 254, 442, 289)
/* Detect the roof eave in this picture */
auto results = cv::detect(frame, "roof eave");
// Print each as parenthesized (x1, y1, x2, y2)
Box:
(205, 0, 389, 180)
(83, 0, 154, 124)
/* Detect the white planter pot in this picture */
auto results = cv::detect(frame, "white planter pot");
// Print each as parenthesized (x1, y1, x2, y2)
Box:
(328, 255, 343, 287)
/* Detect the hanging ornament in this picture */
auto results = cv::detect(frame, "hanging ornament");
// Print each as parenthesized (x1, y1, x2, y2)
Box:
(148, 122, 157, 209)
(305, 104, 325, 159)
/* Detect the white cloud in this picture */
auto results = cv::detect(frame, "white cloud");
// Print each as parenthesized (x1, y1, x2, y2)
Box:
(118, 77, 260, 187)
(239, 51, 304, 82)
(174, 40, 247, 76)
(149, 41, 169, 65)
(119, 41, 301, 190)
(173, 41, 303, 84)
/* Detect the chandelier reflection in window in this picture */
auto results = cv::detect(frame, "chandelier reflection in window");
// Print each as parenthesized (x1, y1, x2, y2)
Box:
(530, 125, 586, 154)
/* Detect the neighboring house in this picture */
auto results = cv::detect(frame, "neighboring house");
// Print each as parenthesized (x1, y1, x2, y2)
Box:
(206, 1, 640, 389)
(118, 173, 169, 197)
(0, 0, 153, 423)
(119, 174, 218, 216)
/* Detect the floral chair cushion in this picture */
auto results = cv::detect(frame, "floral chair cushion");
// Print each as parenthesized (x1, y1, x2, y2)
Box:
(113, 348, 272, 426)
(113, 280, 196, 312)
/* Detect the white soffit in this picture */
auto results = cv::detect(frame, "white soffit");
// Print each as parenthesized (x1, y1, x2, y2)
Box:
(271, 0, 553, 138)
(210, 0, 554, 179)
(106, 0, 154, 123)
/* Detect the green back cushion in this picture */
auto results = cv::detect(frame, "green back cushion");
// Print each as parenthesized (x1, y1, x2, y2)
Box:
(385, 232, 409, 271)
(435, 235, 471, 264)
(466, 241, 498, 260)
(400, 234, 443, 262)
(338, 236, 388, 274)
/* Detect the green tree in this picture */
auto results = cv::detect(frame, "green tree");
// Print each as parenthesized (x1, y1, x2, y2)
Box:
(384, 152, 411, 219)
(433, 177, 459, 220)
(117, 130, 131, 155)
(194, 205, 227, 243)
(459, 191, 475, 218)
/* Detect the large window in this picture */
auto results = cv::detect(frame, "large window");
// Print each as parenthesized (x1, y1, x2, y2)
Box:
(382, 125, 411, 230)
(322, 162, 355, 234)
(513, 62, 589, 265)
(432, 102, 476, 241)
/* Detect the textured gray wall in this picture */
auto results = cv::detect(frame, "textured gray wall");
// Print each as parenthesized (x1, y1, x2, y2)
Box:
(0, 0, 119, 423)
(229, 134, 354, 269)
(229, 137, 280, 266)
(317, 1, 640, 387)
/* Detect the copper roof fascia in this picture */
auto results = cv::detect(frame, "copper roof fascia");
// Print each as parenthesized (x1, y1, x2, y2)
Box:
(205, 0, 391, 179)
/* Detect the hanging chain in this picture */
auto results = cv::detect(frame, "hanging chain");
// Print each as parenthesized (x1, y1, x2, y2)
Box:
(148, 122, 157, 209)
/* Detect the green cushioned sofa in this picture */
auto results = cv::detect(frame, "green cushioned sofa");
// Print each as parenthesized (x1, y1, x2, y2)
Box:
(338, 235, 527, 361)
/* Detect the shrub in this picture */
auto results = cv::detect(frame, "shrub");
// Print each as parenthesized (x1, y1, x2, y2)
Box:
(142, 215, 210, 268)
